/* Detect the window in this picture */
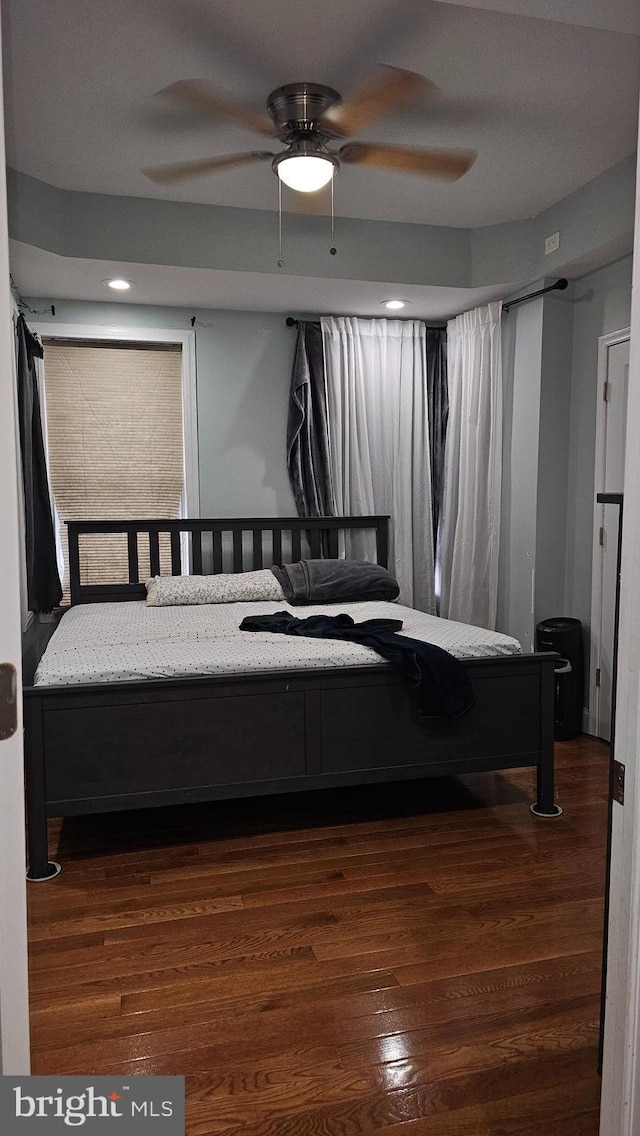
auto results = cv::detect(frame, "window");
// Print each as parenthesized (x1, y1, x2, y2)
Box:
(40, 333, 196, 601)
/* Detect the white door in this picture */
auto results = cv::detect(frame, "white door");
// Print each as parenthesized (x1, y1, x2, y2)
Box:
(0, 8, 31, 1074)
(590, 333, 630, 741)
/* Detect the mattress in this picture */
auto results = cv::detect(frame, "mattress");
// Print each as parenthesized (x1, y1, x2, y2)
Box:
(34, 599, 522, 687)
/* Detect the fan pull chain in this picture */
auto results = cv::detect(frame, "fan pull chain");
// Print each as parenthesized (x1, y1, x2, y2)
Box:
(330, 178, 336, 256)
(277, 179, 284, 268)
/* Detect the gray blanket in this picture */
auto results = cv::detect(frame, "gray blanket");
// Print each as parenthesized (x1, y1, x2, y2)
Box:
(271, 559, 400, 605)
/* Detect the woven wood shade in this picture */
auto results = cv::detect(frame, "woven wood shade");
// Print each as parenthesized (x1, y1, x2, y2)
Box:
(42, 342, 184, 601)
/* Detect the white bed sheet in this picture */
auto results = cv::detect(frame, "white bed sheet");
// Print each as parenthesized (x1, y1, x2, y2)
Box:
(34, 599, 522, 687)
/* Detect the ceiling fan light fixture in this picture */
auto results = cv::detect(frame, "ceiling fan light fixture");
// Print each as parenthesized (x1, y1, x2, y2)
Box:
(274, 152, 338, 193)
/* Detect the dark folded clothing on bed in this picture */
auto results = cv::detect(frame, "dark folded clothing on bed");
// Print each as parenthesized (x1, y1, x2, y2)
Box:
(239, 612, 474, 719)
(271, 558, 399, 604)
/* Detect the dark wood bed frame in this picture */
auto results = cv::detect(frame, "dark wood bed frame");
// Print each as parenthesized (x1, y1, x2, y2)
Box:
(23, 515, 561, 881)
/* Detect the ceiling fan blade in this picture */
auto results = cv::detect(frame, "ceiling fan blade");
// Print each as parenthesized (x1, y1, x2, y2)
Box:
(339, 142, 476, 180)
(321, 67, 437, 138)
(157, 80, 274, 137)
(143, 151, 274, 185)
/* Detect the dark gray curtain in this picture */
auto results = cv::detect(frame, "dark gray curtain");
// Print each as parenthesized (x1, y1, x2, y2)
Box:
(426, 327, 448, 546)
(16, 314, 62, 612)
(286, 321, 336, 517)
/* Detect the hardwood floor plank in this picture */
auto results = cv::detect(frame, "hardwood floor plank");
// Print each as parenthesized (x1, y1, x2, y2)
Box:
(337, 995, 600, 1070)
(30, 969, 401, 1051)
(393, 934, 601, 986)
(32, 959, 603, 1074)
(311, 899, 603, 962)
(28, 738, 608, 1136)
(27, 894, 245, 941)
(183, 1063, 378, 1136)
(340, 1007, 599, 1087)
(27, 906, 340, 974)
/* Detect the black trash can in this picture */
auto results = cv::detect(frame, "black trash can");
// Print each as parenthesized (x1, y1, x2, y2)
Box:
(535, 617, 584, 741)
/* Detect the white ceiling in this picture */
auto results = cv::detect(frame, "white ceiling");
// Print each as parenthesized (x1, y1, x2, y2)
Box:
(430, 0, 640, 36)
(3, 0, 639, 228)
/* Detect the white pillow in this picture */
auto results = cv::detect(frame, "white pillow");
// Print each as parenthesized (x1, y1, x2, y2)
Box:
(146, 569, 285, 607)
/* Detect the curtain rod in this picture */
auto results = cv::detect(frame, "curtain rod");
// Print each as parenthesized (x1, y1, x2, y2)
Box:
(502, 278, 568, 313)
(286, 278, 568, 327)
(285, 316, 447, 330)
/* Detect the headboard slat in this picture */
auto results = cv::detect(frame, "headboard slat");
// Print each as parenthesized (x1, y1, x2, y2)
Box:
(272, 527, 283, 566)
(191, 532, 202, 575)
(170, 531, 182, 576)
(309, 529, 321, 558)
(291, 529, 302, 562)
(212, 531, 223, 574)
(149, 530, 161, 577)
(127, 530, 139, 584)
(68, 528, 82, 606)
(65, 516, 390, 604)
(232, 530, 244, 573)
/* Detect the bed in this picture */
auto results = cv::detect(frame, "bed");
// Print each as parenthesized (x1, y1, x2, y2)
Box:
(23, 515, 561, 880)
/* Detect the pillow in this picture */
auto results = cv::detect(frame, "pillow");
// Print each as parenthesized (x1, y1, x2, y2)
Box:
(146, 569, 285, 607)
(271, 559, 400, 605)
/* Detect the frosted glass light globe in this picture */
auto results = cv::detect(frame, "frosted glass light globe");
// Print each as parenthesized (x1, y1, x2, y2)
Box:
(276, 155, 335, 193)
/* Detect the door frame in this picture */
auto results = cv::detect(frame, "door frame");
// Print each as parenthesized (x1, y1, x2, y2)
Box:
(0, 3, 31, 1072)
(589, 327, 630, 739)
(599, 103, 640, 1135)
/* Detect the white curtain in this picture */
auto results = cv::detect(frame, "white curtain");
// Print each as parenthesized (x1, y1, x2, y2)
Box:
(439, 301, 503, 629)
(321, 316, 435, 612)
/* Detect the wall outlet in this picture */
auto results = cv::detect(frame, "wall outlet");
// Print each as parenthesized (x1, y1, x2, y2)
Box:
(545, 231, 560, 255)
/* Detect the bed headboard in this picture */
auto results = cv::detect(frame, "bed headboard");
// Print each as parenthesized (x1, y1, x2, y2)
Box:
(66, 516, 390, 605)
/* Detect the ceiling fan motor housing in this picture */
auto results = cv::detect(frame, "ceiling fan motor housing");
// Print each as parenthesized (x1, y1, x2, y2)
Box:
(267, 82, 341, 140)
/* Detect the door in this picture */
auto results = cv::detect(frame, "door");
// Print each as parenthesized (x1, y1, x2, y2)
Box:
(0, 8, 31, 1073)
(590, 332, 630, 741)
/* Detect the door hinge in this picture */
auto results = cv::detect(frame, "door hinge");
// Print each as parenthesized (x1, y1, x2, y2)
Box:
(595, 667, 601, 687)
(603, 380, 611, 402)
(0, 662, 18, 740)
(599, 527, 605, 546)
(613, 759, 625, 805)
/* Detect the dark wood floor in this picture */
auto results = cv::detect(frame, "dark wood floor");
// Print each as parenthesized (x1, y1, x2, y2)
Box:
(28, 736, 608, 1135)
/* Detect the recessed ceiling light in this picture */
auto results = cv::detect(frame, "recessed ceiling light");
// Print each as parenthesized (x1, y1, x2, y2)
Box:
(383, 300, 407, 310)
(104, 278, 134, 291)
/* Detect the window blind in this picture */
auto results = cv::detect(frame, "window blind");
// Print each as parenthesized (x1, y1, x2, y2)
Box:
(42, 342, 184, 601)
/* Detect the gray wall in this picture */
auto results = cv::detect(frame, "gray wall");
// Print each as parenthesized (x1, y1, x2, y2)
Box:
(565, 257, 633, 636)
(497, 254, 633, 720)
(10, 153, 636, 290)
(535, 286, 575, 624)
(27, 299, 297, 518)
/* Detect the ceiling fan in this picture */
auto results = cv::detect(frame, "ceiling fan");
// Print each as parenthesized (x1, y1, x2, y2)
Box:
(143, 67, 476, 193)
